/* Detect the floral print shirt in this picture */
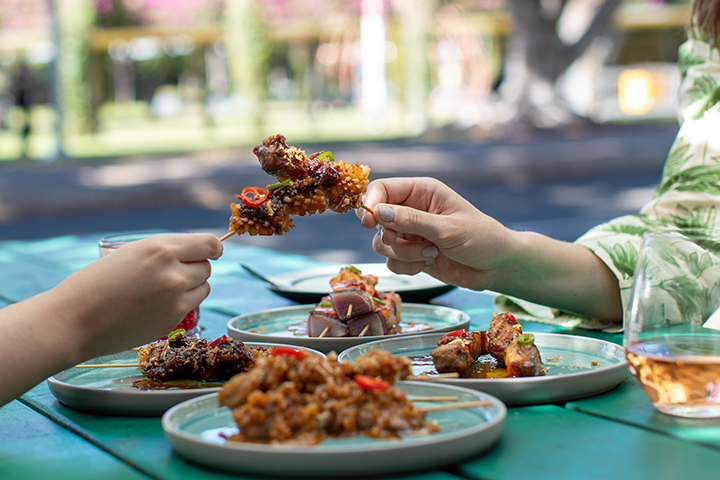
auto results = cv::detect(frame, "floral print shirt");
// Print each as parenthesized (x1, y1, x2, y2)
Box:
(494, 32, 720, 332)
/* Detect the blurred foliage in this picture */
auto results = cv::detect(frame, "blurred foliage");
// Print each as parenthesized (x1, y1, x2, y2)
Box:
(56, 0, 95, 136)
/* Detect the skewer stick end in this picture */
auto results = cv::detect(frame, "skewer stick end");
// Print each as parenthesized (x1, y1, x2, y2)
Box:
(361, 204, 373, 213)
(219, 230, 236, 242)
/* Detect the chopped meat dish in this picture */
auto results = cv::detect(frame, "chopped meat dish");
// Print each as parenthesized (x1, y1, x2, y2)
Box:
(227, 134, 370, 236)
(136, 332, 260, 382)
(217, 349, 439, 445)
(307, 265, 402, 337)
(430, 312, 544, 377)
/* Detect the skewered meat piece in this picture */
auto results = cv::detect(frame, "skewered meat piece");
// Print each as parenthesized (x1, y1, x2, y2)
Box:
(227, 135, 370, 236)
(136, 333, 255, 382)
(505, 339, 543, 377)
(431, 331, 488, 375)
(218, 350, 436, 445)
(487, 312, 523, 366)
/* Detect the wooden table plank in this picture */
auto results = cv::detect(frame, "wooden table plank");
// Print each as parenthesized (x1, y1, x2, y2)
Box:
(458, 405, 720, 480)
(568, 376, 720, 448)
(0, 401, 150, 480)
(21, 383, 465, 480)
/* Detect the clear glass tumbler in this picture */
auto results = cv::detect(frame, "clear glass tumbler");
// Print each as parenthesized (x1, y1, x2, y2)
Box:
(624, 231, 720, 418)
(98, 231, 200, 337)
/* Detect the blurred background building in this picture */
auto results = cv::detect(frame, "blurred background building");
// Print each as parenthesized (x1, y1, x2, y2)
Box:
(0, 0, 689, 162)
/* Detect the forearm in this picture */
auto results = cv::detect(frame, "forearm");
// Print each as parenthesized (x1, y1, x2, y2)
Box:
(0, 289, 85, 407)
(489, 231, 623, 321)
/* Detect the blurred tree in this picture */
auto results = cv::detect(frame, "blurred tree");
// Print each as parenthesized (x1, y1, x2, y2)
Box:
(498, 0, 620, 128)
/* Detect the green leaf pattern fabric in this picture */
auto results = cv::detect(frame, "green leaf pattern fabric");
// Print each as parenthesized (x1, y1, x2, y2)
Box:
(495, 34, 720, 332)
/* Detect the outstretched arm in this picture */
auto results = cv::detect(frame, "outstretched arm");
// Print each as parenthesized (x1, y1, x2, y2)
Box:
(0, 233, 223, 407)
(358, 177, 622, 321)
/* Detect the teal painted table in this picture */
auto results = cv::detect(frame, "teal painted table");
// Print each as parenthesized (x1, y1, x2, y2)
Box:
(3, 235, 720, 480)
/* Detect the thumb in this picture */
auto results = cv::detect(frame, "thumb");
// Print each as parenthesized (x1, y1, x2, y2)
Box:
(374, 204, 444, 244)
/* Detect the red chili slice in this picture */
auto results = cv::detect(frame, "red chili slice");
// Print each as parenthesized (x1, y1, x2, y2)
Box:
(237, 186, 269, 208)
(354, 374, 389, 391)
(507, 312, 518, 324)
(270, 346, 306, 359)
(209, 335, 228, 348)
(441, 329, 467, 339)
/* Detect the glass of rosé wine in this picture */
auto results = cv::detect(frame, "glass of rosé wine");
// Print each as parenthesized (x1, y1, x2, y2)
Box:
(98, 231, 200, 339)
(625, 231, 720, 418)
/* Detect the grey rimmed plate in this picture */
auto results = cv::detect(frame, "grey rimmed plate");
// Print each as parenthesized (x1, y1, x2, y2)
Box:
(253, 263, 455, 303)
(337, 332, 628, 406)
(47, 342, 325, 416)
(162, 382, 505, 477)
(226, 304, 471, 354)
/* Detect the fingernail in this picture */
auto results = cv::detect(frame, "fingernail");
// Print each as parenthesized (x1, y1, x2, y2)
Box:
(421, 245, 438, 258)
(379, 226, 388, 244)
(378, 205, 394, 222)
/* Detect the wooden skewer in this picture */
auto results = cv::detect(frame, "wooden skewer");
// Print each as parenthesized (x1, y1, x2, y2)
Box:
(358, 324, 370, 337)
(410, 396, 458, 402)
(411, 372, 460, 380)
(219, 230, 236, 242)
(360, 205, 373, 213)
(417, 400, 492, 412)
(318, 326, 330, 338)
(75, 363, 139, 368)
(347, 304, 353, 317)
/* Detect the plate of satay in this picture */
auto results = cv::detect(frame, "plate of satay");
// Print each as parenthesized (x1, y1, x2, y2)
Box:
(337, 312, 628, 406)
(227, 265, 470, 354)
(162, 348, 506, 477)
(47, 332, 325, 416)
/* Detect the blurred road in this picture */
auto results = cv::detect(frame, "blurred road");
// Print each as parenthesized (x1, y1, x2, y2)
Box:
(0, 122, 678, 265)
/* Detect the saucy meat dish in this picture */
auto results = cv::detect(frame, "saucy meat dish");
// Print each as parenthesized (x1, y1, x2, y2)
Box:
(136, 332, 259, 383)
(307, 265, 402, 337)
(431, 312, 544, 378)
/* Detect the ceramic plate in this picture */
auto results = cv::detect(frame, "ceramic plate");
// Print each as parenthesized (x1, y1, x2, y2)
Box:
(47, 343, 325, 416)
(226, 304, 471, 354)
(162, 382, 506, 477)
(337, 333, 628, 406)
(252, 263, 455, 303)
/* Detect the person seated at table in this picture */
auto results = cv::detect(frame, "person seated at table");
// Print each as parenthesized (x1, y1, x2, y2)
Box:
(357, 0, 720, 329)
(0, 233, 223, 408)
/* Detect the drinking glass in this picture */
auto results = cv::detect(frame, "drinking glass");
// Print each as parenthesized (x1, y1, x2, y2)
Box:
(624, 231, 720, 418)
(98, 231, 200, 337)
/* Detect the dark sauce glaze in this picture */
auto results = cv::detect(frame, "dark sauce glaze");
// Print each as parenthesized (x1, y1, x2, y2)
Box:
(131, 378, 223, 390)
(410, 354, 510, 379)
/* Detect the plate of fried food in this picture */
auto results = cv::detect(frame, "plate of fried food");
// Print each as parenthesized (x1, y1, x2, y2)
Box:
(227, 265, 470, 354)
(337, 312, 628, 406)
(162, 349, 506, 477)
(47, 331, 325, 416)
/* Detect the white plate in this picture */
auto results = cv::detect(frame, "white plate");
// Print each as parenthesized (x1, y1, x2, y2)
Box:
(337, 332, 628, 406)
(227, 304, 471, 354)
(254, 263, 455, 303)
(47, 343, 325, 416)
(162, 383, 506, 477)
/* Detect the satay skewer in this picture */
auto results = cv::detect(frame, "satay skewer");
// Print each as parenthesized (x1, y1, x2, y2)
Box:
(318, 326, 330, 338)
(358, 324, 370, 337)
(219, 230, 236, 242)
(75, 363, 140, 368)
(416, 400, 492, 412)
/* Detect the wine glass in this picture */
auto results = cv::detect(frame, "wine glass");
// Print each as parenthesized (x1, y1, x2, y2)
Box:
(98, 230, 200, 338)
(624, 231, 720, 418)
